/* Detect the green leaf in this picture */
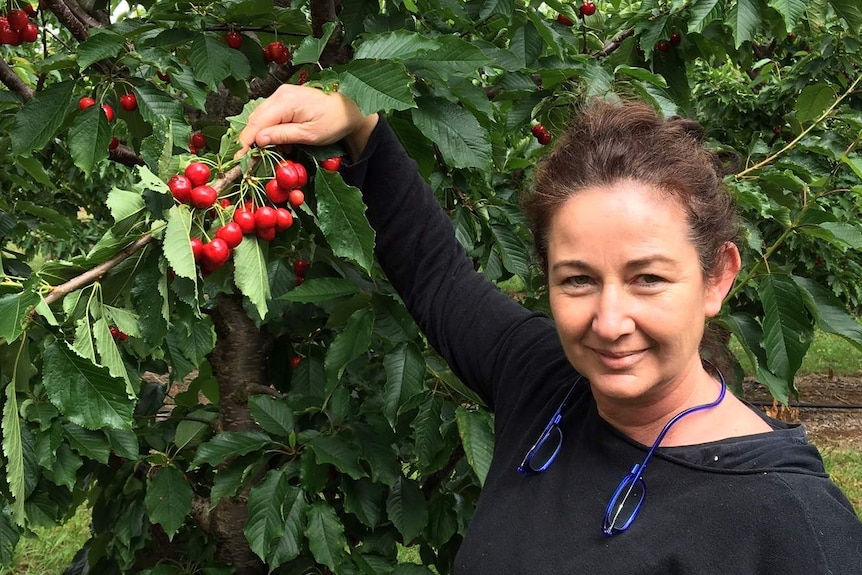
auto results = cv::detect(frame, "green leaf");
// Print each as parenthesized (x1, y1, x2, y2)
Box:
(134, 83, 190, 148)
(68, 104, 112, 173)
(407, 35, 493, 75)
(107, 188, 146, 222)
(792, 276, 862, 352)
(63, 423, 111, 463)
(43, 342, 134, 430)
(354, 31, 439, 60)
(189, 34, 234, 90)
(305, 502, 348, 570)
(17, 156, 53, 186)
(338, 59, 416, 115)
(829, 0, 862, 29)
(145, 466, 193, 540)
(77, 29, 124, 70)
(282, 277, 359, 303)
(245, 469, 304, 564)
(480, 0, 515, 20)
(758, 274, 814, 382)
(163, 205, 196, 280)
(314, 170, 375, 274)
(233, 237, 271, 318)
(413, 398, 445, 474)
(727, 0, 760, 48)
(383, 342, 426, 428)
(292, 21, 338, 65)
(795, 83, 835, 124)
(342, 477, 383, 527)
(307, 433, 366, 480)
(191, 430, 272, 468)
(324, 308, 374, 385)
(411, 97, 492, 170)
(249, 395, 294, 437)
(2, 381, 25, 524)
(455, 406, 494, 485)
(174, 409, 217, 451)
(12, 80, 75, 156)
(490, 223, 530, 279)
(802, 222, 862, 250)
(92, 317, 133, 392)
(0, 511, 20, 563)
(767, 0, 806, 31)
(688, 0, 722, 33)
(270, 486, 311, 568)
(386, 476, 428, 543)
(0, 289, 39, 343)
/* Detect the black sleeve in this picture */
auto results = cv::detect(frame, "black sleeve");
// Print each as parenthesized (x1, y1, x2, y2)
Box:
(340, 117, 565, 410)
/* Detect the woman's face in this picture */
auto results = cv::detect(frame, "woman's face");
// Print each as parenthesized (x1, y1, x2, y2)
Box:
(546, 180, 732, 409)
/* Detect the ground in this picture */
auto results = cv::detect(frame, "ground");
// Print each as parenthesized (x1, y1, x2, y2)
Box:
(742, 373, 862, 449)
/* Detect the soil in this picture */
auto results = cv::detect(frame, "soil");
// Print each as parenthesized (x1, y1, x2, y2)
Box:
(741, 372, 862, 449)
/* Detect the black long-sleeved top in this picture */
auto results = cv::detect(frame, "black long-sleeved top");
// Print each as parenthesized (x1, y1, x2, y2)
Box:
(341, 117, 862, 574)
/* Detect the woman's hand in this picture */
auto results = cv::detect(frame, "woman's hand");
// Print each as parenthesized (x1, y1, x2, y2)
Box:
(236, 84, 379, 160)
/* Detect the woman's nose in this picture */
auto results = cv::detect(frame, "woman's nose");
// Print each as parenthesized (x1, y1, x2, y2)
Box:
(590, 286, 636, 340)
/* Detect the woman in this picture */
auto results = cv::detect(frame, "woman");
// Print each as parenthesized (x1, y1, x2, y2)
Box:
(239, 85, 862, 574)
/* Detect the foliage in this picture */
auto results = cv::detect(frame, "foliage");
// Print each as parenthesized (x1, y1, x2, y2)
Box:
(0, 0, 861, 573)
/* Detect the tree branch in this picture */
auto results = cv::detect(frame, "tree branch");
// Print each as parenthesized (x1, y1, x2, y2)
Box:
(594, 27, 634, 59)
(42, 0, 96, 42)
(109, 143, 146, 167)
(0, 59, 34, 100)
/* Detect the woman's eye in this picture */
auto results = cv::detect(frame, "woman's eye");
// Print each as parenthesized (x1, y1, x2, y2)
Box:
(638, 274, 664, 285)
(563, 275, 592, 287)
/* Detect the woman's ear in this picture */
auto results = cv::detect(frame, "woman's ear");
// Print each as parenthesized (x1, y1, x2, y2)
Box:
(705, 242, 741, 318)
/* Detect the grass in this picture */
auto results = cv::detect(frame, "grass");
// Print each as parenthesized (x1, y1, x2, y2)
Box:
(5, 330, 861, 574)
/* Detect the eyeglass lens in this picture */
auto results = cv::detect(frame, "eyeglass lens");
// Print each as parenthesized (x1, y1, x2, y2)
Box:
(603, 472, 646, 535)
(525, 425, 563, 472)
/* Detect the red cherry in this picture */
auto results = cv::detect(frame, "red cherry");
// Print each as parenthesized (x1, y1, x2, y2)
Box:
(655, 40, 671, 52)
(263, 44, 273, 62)
(0, 27, 19, 46)
(556, 14, 573, 26)
(202, 238, 231, 268)
(298, 70, 308, 85)
(320, 156, 342, 172)
(119, 93, 137, 111)
(233, 208, 256, 234)
(265, 178, 291, 204)
(190, 185, 218, 209)
(109, 325, 120, 339)
(287, 189, 304, 207)
(20, 22, 38, 43)
(293, 162, 308, 188)
(254, 206, 277, 229)
(190, 131, 206, 149)
(168, 174, 193, 203)
(536, 130, 552, 145)
(102, 104, 115, 123)
(78, 96, 96, 111)
(184, 162, 211, 187)
(275, 208, 293, 231)
(23, 4, 37, 17)
(157, 71, 170, 82)
(256, 226, 277, 241)
(295, 275, 304, 286)
(219, 198, 232, 208)
(531, 124, 546, 138)
(670, 32, 682, 46)
(293, 259, 310, 276)
(190, 237, 204, 261)
(0, 16, 8, 30)
(225, 31, 242, 49)
(109, 137, 119, 151)
(290, 356, 302, 369)
(215, 222, 244, 248)
(267, 41, 285, 61)
(579, 2, 596, 16)
(7, 9, 28, 32)
(275, 160, 301, 190)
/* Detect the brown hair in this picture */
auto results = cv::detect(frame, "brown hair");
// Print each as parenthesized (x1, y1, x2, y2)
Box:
(522, 98, 740, 372)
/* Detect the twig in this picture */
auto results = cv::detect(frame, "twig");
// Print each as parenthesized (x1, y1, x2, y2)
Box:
(593, 27, 634, 59)
(0, 59, 34, 100)
(42, 0, 93, 42)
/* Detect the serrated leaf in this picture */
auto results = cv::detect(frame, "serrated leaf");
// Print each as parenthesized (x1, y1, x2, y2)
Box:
(792, 276, 862, 351)
(17, 156, 53, 186)
(490, 223, 530, 279)
(455, 406, 494, 485)
(354, 31, 439, 60)
(245, 469, 296, 562)
(411, 97, 492, 170)
(727, 0, 760, 48)
(134, 83, 190, 148)
(3, 382, 25, 524)
(688, 0, 722, 33)
(413, 398, 445, 474)
(282, 277, 359, 303)
(233, 237, 271, 318)
(338, 59, 416, 115)
(191, 430, 272, 468)
(43, 342, 134, 430)
(408, 35, 493, 75)
(249, 395, 294, 437)
(145, 466, 192, 540)
(342, 478, 383, 527)
(189, 35, 234, 89)
(292, 21, 338, 65)
(92, 317, 133, 391)
(382, 342, 426, 428)
(795, 83, 835, 124)
(0, 511, 20, 562)
(0, 289, 39, 343)
(314, 170, 375, 273)
(12, 80, 75, 156)
(163, 205, 196, 280)
(829, 0, 862, 29)
(802, 222, 862, 250)
(107, 188, 146, 222)
(758, 274, 814, 382)
(63, 423, 111, 463)
(324, 308, 373, 385)
(305, 502, 348, 570)
(386, 476, 428, 543)
(77, 29, 124, 70)
(68, 105, 113, 174)
(480, 0, 515, 20)
(768, 0, 806, 31)
(307, 434, 365, 480)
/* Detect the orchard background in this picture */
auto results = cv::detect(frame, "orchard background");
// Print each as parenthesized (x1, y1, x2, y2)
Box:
(1, 0, 861, 573)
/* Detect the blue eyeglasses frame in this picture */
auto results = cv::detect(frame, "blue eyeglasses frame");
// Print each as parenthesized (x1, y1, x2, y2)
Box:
(517, 376, 585, 474)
